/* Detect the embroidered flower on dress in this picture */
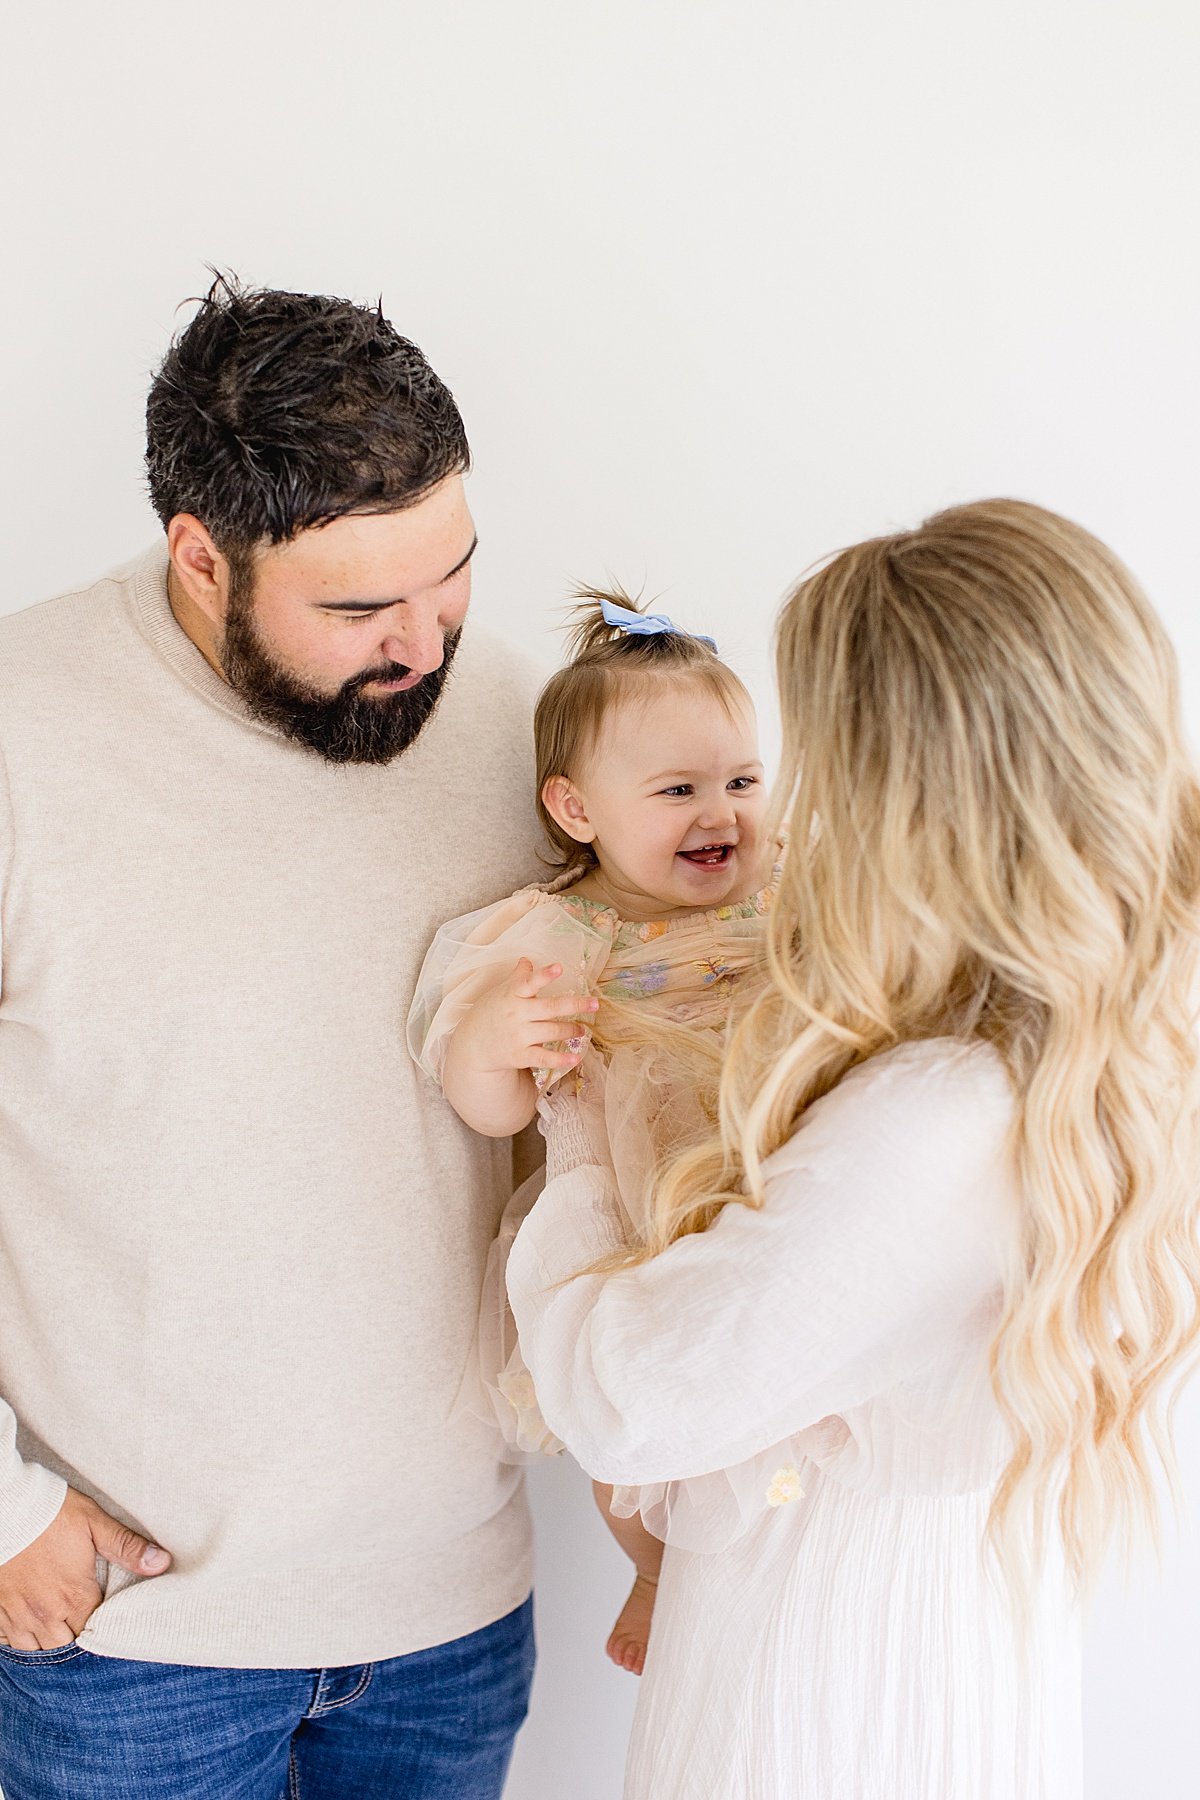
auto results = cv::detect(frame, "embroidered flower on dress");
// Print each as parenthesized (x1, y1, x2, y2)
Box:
(498, 1370, 539, 1411)
(605, 962, 670, 999)
(637, 919, 671, 942)
(765, 1466, 804, 1507)
(695, 956, 735, 987)
(496, 1369, 564, 1457)
(496, 1368, 536, 1411)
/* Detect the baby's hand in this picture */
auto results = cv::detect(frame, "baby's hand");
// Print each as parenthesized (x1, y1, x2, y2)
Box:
(458, 959, 599, 1077)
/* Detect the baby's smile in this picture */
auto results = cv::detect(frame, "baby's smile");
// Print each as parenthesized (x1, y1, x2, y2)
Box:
(676, 841, 736, 870)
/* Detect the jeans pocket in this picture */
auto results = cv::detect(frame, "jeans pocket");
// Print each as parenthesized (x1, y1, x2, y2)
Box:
(0, 1642, 86, 1666)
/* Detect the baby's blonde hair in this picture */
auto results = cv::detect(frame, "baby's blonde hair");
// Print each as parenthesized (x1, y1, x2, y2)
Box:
(534, 587, 751, 868)
(644, 499, 1200, 1599)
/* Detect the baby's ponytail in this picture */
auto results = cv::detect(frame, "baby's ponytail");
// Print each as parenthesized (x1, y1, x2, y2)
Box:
(561, 585, 716, 667)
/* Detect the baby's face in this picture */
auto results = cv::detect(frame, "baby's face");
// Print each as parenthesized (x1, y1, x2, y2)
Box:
(573, 681, 768, 918)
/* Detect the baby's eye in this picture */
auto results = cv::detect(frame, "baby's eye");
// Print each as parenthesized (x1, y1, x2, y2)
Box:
(728, 776, 759, 791)
(661, 784, 694, 797)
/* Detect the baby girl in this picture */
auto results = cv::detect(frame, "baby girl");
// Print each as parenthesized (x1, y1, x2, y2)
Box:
(409, 591, 776, 1673)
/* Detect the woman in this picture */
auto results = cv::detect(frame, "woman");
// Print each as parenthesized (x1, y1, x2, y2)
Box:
(507, 499, 1200, 1798)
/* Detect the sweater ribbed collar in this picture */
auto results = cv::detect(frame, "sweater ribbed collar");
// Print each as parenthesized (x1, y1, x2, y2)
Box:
(129, 540, 287, 739)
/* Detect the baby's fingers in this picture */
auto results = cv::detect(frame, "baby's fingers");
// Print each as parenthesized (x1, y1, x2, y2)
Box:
(538, 993, 600, 1022)
(513, 960, 564, 999)
(531, 1046, 588, 1072)
(514, 1027, 591, 1072)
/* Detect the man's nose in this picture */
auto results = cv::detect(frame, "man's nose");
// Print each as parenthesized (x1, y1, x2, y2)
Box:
(379, 609, 446, 676)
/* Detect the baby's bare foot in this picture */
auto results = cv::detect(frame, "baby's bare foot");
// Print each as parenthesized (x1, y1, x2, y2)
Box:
(605, 1573, 659, 1676)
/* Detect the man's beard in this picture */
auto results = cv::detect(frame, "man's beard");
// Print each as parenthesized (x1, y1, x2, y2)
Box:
(221, 572, 461, 765)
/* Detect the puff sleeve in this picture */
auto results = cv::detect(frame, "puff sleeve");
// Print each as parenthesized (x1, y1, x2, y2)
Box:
(410, 887, 615, 1459)
(407, 888, 614, 1088)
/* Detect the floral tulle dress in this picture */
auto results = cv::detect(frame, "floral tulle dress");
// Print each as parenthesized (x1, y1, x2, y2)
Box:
(408, 862, 811, 1547)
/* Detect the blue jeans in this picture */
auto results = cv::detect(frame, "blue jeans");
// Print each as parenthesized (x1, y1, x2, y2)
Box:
(0, 1595, 534, 1799)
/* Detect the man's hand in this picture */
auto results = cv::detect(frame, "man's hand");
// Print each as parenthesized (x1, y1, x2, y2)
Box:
(0, 1488, 171, 1650)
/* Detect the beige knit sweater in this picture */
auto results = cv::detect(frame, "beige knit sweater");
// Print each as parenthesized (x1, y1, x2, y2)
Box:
(0, 545, 545, 1667)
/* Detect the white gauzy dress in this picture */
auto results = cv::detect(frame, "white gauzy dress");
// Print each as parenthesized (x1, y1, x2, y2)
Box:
(507, 1039, 1083, 1800)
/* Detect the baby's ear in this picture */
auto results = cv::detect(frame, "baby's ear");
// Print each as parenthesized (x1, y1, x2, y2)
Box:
(541, 775, 596, 844)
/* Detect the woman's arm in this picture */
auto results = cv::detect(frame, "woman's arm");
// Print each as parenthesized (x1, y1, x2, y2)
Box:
(507, 1041, 1016, 1486)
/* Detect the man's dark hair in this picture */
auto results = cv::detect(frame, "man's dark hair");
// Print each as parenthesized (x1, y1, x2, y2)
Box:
(145, 273, 470, 555)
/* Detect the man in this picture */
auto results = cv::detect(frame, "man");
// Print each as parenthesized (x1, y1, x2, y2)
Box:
(0, 278, 544, 1796)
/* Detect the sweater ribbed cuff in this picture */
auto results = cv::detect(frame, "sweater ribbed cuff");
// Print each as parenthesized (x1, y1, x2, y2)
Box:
(0, 1423, 69, 1564)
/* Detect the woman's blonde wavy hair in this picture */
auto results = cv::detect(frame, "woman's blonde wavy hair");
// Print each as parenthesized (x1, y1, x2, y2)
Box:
(644, 497, 1200, 1595)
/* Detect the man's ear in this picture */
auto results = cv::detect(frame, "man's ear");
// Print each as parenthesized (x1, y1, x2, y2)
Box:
(541, 775, 597, 845)
(167, 514, 234, 629)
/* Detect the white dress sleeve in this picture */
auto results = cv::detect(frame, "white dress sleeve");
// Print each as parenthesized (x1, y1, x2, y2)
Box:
(506, 1040, 1017, 1490)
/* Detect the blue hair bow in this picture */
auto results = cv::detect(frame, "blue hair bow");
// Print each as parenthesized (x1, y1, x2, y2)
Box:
(600, 596, 718, 653)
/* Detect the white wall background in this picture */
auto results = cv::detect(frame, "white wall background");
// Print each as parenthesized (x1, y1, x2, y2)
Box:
(2, 2, 1197, 1793)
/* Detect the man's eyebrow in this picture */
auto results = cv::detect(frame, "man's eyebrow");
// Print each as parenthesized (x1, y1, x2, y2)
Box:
(316, 535, 479, 612)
